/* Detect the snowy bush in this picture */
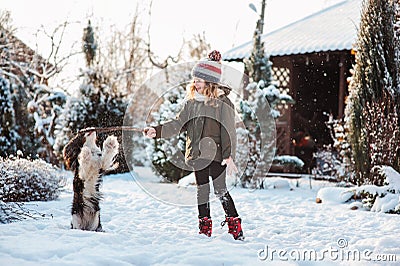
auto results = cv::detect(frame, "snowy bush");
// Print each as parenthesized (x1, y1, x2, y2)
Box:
(28, 84, 66, 165)
(322, 115, 354, 183)
(350, 166, 400, 213)
(344, 0, 400, 185)
(0, 157, 65, 202)
(273, 155, 304, 169)
(363, 94, 400, 185)
(0, 201, 48, 224)
(318, 166, 400, 214)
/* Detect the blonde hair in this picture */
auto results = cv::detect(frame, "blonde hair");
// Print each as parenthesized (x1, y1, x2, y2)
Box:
(188, 81, 220, 107)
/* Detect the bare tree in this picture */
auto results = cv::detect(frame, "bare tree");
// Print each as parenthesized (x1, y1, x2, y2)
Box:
(187, 32, 211, 60)
(145, 0, 183, 71)
(96, 7, 151, 96)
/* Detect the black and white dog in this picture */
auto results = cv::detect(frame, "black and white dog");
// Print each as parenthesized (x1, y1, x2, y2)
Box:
(63, 130, 119, 231)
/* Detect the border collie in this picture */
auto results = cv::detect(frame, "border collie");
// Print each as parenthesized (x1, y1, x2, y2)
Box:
(63, 130, 119, 231)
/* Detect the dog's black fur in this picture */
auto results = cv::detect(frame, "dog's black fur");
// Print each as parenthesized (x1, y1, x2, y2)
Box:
(63, 131, 119, 231)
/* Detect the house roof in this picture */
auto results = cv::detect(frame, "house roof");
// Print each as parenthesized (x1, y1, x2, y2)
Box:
(223, 0, 362, 61)
(1, 27, 53, 78)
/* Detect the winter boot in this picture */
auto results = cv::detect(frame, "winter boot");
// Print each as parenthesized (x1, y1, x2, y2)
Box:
(198, 217, 212, 237)
(222, 217, 244, 240)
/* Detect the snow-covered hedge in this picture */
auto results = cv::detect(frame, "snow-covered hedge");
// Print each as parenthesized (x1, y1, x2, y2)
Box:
(317, 166, 400, 214)
(351, 166, 400, 213)
(273, 155, 304, 169)
(0, 157, 65, 202)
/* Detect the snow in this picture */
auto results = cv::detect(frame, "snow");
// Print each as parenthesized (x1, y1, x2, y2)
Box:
(178, 172, 240, 190)
(1, 167, 400, 265)
(370, 194, 400, 213)
(353, 185, 388, 197)
(274, 155, 305, 168)
(316, 187, 354, 204)
(261, 178, 291, 190)
(177, 172, 196, 188)
(316, 172, 400, 214)
(381, 166, 400, 193)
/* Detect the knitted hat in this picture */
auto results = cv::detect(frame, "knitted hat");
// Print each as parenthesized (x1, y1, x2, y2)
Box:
(191, 50, 222, 84)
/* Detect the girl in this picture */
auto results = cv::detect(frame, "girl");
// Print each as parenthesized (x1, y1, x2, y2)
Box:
(144, 50, 244, 240)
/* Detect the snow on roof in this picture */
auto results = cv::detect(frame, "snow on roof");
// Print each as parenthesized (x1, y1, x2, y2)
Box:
(223, 0, 362, 60)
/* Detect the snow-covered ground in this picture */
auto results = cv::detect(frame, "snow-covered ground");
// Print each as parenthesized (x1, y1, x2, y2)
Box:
(1, 167, 399, 266)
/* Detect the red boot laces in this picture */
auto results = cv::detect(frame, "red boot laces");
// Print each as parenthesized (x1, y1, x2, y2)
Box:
(221, 217, 244, 240)
(198, 217, 212, 237)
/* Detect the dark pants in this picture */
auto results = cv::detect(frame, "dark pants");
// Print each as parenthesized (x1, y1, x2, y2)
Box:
(195, 161, 239, 219)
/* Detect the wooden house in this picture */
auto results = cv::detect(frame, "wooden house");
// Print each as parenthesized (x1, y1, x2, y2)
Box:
(223, 0, 362, 156)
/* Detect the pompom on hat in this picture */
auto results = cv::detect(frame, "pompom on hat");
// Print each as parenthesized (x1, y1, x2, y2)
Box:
(191, 50, 222, 84)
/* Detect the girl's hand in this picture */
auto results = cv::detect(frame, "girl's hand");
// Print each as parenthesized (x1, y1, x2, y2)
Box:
(221, 156, 238, 176)
(143, 127, 156, 138)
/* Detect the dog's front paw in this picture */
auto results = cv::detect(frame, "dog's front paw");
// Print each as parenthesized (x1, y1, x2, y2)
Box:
(101, 136, 119, 171)
(103, 135, 119, 152)
(79, 146, 92, 162)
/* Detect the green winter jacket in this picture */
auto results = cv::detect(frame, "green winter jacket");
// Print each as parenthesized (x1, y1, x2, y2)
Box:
(154, 94, 236, 167)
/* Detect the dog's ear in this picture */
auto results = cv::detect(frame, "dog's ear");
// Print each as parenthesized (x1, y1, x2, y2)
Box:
(63, 134, 85, 170)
